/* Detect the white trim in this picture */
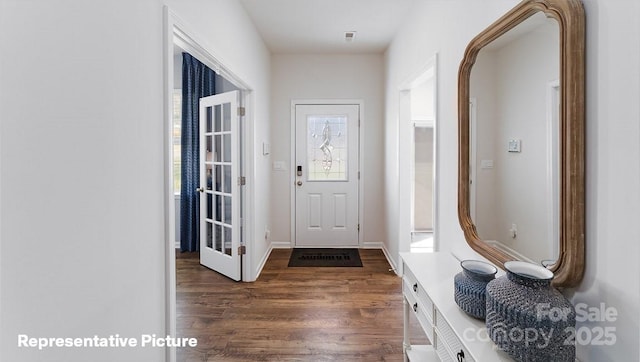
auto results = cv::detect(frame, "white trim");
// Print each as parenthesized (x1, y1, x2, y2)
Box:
(380, 243, 399, 276)
(171, 17, 249, 90)
(253, 244, 275, 281)
(163, 6, 256, 360)
(398, 89, 412, 250)
(362, 241, 385, 249)
(173, 193, 181, 249)
(162, 8, 177, 362)
(431, 54, 440, 252)
(290, 99, 365, 248)
(269, 241, 293, 249)
(241, 90, 256, 282)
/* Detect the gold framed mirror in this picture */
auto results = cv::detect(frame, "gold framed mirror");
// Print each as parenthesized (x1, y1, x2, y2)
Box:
(457, 0, 585, 287)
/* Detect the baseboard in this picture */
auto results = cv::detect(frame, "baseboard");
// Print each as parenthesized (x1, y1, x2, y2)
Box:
(252, 241, 292, 281)
(362, 241, 399, 275)
(252, 245, 272, 281)
(362, 241, 384, 249)
(380, 243, 400, 276)
(270, 241, 292, 249)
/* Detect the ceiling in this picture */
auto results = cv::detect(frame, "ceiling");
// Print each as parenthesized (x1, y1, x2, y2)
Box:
(239, 0, 417, 54)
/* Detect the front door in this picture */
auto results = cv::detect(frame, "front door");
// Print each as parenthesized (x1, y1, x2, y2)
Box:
(199, 91, 242, 281)
(294, 104, 359, 247)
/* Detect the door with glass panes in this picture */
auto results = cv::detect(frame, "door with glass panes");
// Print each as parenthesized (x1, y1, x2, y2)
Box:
(198, 91, 241, 280)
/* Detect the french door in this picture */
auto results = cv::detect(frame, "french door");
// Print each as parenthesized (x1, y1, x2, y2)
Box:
(294, 104, 360, 247)
(198, 91, 241, 281)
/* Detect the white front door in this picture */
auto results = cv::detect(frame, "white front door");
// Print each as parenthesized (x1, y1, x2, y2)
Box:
(199, 91, 242, 281)
(294, 104, 360, 247)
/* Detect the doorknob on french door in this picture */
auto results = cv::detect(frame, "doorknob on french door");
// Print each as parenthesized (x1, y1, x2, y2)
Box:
(296, 180, 303, 186)
(196, 187, 204, 193)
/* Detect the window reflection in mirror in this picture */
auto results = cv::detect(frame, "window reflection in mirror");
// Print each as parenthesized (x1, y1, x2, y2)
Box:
(469, 12, 559, 265)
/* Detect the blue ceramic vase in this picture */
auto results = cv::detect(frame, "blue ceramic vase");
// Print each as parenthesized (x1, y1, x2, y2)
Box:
(485, 261, 576, 362)
(454, 260, 498, 319)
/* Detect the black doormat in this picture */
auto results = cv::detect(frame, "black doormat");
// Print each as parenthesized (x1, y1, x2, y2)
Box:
(287, 248, 363, 267)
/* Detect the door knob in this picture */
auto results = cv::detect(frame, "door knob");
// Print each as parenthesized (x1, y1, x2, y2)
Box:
(296, 180, 303, 186)
(196, 187, 204, 193)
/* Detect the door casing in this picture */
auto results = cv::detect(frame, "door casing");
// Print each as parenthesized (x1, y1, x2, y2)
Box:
(290, 99, 365, 248)
(163, 7, 254, 362)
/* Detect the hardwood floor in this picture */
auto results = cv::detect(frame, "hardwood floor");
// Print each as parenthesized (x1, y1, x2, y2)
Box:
(176, 248, 428, 361)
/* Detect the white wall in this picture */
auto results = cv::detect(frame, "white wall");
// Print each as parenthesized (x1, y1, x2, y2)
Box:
(0, 1, 271, 361)
(385, 0, 520, 266)
(410, 78, 435, 121)
(269, 54, 385, 247)
(1, 1, 166, 361)
(386, 0, 640, 360)
(573, 0, 640, 360)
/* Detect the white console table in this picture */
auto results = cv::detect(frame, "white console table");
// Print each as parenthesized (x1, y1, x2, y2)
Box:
(400, 252, 512, 362)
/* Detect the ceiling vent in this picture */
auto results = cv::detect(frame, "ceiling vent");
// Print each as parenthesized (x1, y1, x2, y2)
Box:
(344, 31, 357, 42)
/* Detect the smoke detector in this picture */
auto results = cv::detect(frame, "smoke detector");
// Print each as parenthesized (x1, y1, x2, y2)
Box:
(344, 31, 357, 42)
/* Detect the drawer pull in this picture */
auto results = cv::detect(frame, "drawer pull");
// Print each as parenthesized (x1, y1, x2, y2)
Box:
(413, 283, 418, 292)
(456, 349, 465, 362)
(413, 303, 418, 312)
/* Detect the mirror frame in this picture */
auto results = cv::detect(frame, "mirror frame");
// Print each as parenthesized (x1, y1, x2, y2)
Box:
(457, 0, 585, 287)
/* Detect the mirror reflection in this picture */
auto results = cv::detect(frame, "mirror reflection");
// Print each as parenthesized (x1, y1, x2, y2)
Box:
(469, 12, 559, 265)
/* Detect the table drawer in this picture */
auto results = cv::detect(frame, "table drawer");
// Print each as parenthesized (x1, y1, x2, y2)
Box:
(434, 307, 475, 362)
(403, 281, 434, 342)
(403, 266, 435, 324)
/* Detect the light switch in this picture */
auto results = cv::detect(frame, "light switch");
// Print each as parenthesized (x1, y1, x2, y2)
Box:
(508, 139, 521, 153)
(263, 142, 271, 155)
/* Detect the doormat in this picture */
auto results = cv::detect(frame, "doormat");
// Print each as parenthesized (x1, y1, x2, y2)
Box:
(287, 248, 363, 267)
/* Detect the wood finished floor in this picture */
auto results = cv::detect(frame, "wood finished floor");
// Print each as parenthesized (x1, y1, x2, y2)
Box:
(176, 248, 428, 361)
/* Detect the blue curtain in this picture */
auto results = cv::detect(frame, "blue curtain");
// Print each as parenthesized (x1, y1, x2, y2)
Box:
(180, 53, 216, 252)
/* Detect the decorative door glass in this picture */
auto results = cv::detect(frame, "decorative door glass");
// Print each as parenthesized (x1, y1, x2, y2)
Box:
(306, 115, 348, 181)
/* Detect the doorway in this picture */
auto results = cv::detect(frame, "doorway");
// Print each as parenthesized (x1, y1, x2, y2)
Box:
(164, 8, 254, 362)
(411, 123, 434, 252)
(292, 102, 362, 247)
(398, 55, 437, 254)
